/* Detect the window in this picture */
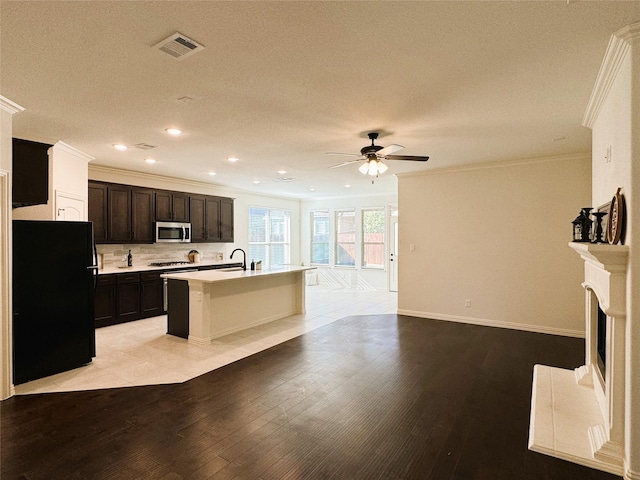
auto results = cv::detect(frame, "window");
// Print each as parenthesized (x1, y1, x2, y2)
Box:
(310, 210, 330, 265)
(248, 207, 290, 267)
(362, 208, 385, 269)
(335, 209, 356, 267)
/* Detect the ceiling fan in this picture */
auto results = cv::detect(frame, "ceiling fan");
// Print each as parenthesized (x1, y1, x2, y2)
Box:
(328, 132, 429, 177)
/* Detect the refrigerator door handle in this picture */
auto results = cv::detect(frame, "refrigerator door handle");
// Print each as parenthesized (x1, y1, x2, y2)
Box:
(90, 233, 99, 289)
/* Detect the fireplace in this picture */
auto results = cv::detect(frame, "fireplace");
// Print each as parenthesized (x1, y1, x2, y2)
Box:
(596, 304, 606, 381)
(528, 242, 628, 475)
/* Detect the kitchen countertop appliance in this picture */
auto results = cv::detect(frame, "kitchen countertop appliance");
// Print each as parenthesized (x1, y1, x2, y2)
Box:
(12, 220, 98, 385)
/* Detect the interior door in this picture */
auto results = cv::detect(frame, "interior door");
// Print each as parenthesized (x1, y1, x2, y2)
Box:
(56, 190, 86, 221)
(388, 207, 398, 292)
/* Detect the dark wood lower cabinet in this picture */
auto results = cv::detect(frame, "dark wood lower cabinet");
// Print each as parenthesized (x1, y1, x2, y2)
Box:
(95, 264, 241, 327)
(140, 272, 163, 318)
(95, 276, 117, 328)
(116, 279, 140, 324)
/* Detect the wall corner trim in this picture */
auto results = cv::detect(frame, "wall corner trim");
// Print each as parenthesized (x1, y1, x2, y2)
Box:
(0, 96, 25, 115)
(583, 21, 640, 129)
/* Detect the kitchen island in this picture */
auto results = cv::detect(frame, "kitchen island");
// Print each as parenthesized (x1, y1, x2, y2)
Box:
(162, 265, 316, 345)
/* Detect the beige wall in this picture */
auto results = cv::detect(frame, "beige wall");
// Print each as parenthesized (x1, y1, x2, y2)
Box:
(397, 154, 591, 337)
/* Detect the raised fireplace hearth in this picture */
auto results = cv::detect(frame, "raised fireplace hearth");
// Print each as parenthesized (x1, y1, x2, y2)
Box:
(529, 242, 628, 475)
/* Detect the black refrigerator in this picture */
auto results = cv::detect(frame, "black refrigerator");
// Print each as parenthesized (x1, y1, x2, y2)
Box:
(12, 220, 98, 385)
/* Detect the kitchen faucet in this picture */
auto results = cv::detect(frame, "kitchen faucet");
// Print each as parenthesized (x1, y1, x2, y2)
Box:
(230, 248, 247, 270)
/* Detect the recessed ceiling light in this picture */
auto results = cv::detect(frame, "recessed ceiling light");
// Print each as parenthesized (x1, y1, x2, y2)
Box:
(144, 158, 156, 164)
(227, 157, 239, 163)
(277, 170, 287, 175)
(165, 127, 182, 136)
(253, 180, 261, 184)
(207, 171, 217, 176)
(113, 144, 128, 151)
(309, 187, 316, 192)
(345, 184, 351, 188)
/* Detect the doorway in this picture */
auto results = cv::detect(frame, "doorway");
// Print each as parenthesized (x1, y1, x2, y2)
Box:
(388, 206, 398, 292)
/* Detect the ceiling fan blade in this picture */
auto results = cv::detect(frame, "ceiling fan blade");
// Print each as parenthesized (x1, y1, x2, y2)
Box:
(329, 159, 360, 169)
(375, 144, 404, 157)
(326, 152, 361, 157)
(384, 154, 430, 162)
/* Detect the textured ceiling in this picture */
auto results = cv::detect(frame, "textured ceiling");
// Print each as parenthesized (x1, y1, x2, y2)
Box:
(2, 1, 639, 199)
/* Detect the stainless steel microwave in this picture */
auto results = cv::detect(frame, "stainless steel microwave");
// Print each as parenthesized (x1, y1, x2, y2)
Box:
(155, 221, 192, 243)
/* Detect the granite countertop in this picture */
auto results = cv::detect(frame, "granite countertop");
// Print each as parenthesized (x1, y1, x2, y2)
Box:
(99, 260, 241, 275)
(161, 265, 316, 284)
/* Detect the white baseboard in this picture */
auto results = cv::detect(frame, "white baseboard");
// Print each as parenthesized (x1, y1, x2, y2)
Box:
(396, 309, 585, 338)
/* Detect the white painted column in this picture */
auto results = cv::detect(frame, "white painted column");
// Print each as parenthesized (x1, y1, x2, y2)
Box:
(0, 96, 25, 400)
(623, 22, 640, 480)
(625, 275, 640, 480)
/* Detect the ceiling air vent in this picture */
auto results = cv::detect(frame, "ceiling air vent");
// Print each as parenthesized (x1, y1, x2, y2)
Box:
(153, 32, 204, 61)
(132, 143, 157, 150)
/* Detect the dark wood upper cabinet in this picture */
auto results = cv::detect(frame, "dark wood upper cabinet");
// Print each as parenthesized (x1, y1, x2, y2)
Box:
(188, 195, 233, 243)
(155, 190, 189, 222)
(88, 182, 108, 243)
(220, 197, 234, 243)
(190, 195, 206, 242)
(108, 185, 132, 243)
(205, 197, 222, 242)
(154, 191, 172, 222)
(12, 138, 52, 208)
(132, 188, 155, 243)
(172, 193, 189, 222)
(89, 181, 233, 244)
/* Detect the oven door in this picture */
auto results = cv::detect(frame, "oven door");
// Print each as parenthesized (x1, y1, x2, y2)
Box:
(155, 222, 191, 243)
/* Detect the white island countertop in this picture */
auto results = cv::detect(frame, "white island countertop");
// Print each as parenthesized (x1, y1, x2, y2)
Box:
(99, 260, 242, 275)
(162, 265, 316, 284)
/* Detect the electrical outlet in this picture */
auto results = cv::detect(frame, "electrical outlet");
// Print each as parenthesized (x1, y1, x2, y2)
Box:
(465, 299, 471, 308)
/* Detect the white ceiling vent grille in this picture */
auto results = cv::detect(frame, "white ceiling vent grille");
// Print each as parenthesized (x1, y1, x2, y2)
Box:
(153, 32, 204, 61)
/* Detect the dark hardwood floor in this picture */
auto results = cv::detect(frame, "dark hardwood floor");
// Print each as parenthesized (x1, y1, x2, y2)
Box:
(1, 314, 621, 480)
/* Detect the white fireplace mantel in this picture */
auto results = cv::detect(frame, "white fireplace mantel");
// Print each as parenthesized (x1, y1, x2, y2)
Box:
(569, 242, 629, 316)
(529, 242, 629, 476)
(568, 242, 629, 272)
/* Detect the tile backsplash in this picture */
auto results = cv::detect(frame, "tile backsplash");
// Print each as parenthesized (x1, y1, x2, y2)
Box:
(97, 243, 229, 268)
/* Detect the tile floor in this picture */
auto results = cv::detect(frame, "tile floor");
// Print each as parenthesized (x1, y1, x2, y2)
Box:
(15, 285, 397, 395)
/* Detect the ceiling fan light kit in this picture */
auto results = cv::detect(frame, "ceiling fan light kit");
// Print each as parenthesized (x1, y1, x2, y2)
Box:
(359, 157, 388, 176)
(329, 132, 430, 178)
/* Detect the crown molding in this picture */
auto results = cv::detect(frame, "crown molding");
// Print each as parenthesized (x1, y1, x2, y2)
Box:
(88, 164, 303, 203)
(54, 141, 95, 162)
(89, 164, 234, 192)
(395, 152, 589, 179)
(0, 96, 25, 115)
(583, 21, 640, 129)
